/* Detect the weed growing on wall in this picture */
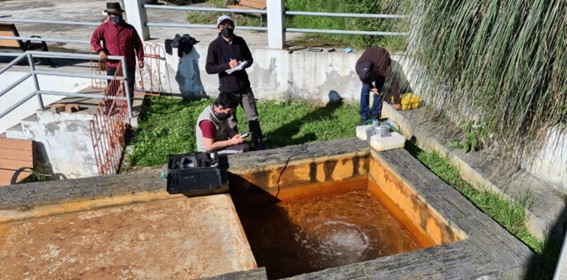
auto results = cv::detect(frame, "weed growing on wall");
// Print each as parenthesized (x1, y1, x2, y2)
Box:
(405, 0, 567, 165)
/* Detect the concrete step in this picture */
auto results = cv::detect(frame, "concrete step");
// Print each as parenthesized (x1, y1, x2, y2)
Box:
(45, 86, 105, 115)
(4, 123, 26, 140)
(21, 115, 41, 134)
(21, 114, 39, 123)
(6, 114, 42, 140)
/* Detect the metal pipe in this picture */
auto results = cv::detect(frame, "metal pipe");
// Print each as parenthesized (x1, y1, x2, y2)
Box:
(0, 52, 27, 75)
(0, 18, 100, 26)
(144, 4, 267, 14)
(0, 72, 32, 98)
(32, 70, 123, 81)
(35, 90, 134, 118)
(146, 22, 267, 31)
(0, 36, 89, 45)
(0, 90, 127, 120)
(26, 51, 123, 61)
(285, 28, 409, 36)
(27, 53, 44, 110)
(0, 51, 128, 118)
(120, 58, 133, 118)
(36, 90, 127, 101)
(0, 92, 36, 120)
(285, 11, 409, 19)
(146, 23, 215, 29)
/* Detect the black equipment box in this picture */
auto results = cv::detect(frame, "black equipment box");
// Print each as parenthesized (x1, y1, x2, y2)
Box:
(166, 152, 228, 195)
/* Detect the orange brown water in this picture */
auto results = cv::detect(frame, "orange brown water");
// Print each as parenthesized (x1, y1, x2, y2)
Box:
(235, 190, 421, 279)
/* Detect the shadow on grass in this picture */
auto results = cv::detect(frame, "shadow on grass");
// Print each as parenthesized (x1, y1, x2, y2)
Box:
(137, 94, 199, 123)
(263, 90, 345, 148)
(526, 221, 565, 279)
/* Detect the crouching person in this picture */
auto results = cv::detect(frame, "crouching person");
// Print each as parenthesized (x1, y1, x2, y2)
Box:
(196, 93, 249, 154)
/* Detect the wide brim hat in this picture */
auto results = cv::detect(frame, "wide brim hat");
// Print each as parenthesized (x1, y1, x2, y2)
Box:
(104, 2, 125, 14)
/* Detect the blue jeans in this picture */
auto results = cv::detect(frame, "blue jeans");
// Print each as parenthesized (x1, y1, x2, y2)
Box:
(360, 83, 382, 119)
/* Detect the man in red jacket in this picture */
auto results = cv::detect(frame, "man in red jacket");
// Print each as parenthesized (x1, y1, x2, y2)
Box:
(91, 2, 144, 104)
(355, 47, 401, 125)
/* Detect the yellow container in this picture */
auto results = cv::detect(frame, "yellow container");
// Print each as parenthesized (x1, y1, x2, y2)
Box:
(400, 93, 423, 110)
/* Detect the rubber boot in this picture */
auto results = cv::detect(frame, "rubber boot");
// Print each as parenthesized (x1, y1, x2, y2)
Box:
(359, 117, 367, 126)
(249, 120, 267, 150)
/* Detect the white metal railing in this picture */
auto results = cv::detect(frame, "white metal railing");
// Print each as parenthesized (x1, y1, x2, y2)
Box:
(0, 35, 89, 45)
(142, 4, 267, 31)
(0, 18, 95, 46)
(139, 0, 409, 48)
(0, 18, 100, 26)
(0, 51, 132, 119)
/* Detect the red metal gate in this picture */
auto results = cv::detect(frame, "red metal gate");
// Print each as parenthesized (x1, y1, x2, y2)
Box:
(89, 66, 129, 176)
(89, 43, 167, 175)
(136, 43, 169, 96)
(90, 43, 168, 96)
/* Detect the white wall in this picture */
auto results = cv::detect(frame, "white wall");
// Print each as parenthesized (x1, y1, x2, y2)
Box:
(21, 110, 98, 179)
(164, 45, 363, 104)
(525, 127, 567, 193)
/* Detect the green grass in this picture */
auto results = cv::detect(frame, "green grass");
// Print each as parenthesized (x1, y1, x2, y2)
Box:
(126, 96, 358, 167)
(187, 11, 264, 28)
(186, 0, 264, 28)
(126, 97, 208, 167)
(406, 140, 560, 278)
(410, 145, 542, 250)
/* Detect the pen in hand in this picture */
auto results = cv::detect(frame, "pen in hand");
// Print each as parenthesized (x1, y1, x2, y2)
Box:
(229, 59, 238, 69)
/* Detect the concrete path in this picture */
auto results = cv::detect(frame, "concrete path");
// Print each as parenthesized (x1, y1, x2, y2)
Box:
(0, 0, 296, 53)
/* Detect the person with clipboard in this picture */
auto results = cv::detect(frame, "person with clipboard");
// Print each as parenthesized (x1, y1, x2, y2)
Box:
(205, 15, 267, 150)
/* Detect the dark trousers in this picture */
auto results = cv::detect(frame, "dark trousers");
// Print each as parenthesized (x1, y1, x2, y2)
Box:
(360, 77, 385, 119)
(360, 83, 382, 119)
(107, 67, 135, 102)
(226, 88, 264, 145)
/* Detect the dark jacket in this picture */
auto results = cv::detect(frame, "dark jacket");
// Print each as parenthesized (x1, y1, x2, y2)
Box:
(205, 34, 254, 94)
(356, 47, 400, 104)
(90, 20, 144, 69)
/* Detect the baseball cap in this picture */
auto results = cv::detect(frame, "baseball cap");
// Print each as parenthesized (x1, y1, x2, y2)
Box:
(216, 15, 235, 27)
(356, 60, 374, 84)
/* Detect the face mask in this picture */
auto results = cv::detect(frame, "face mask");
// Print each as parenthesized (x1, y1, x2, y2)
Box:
(220, 28, 234, 38)
(216, 112, 230, 120)
(110, 16, 122, 25)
